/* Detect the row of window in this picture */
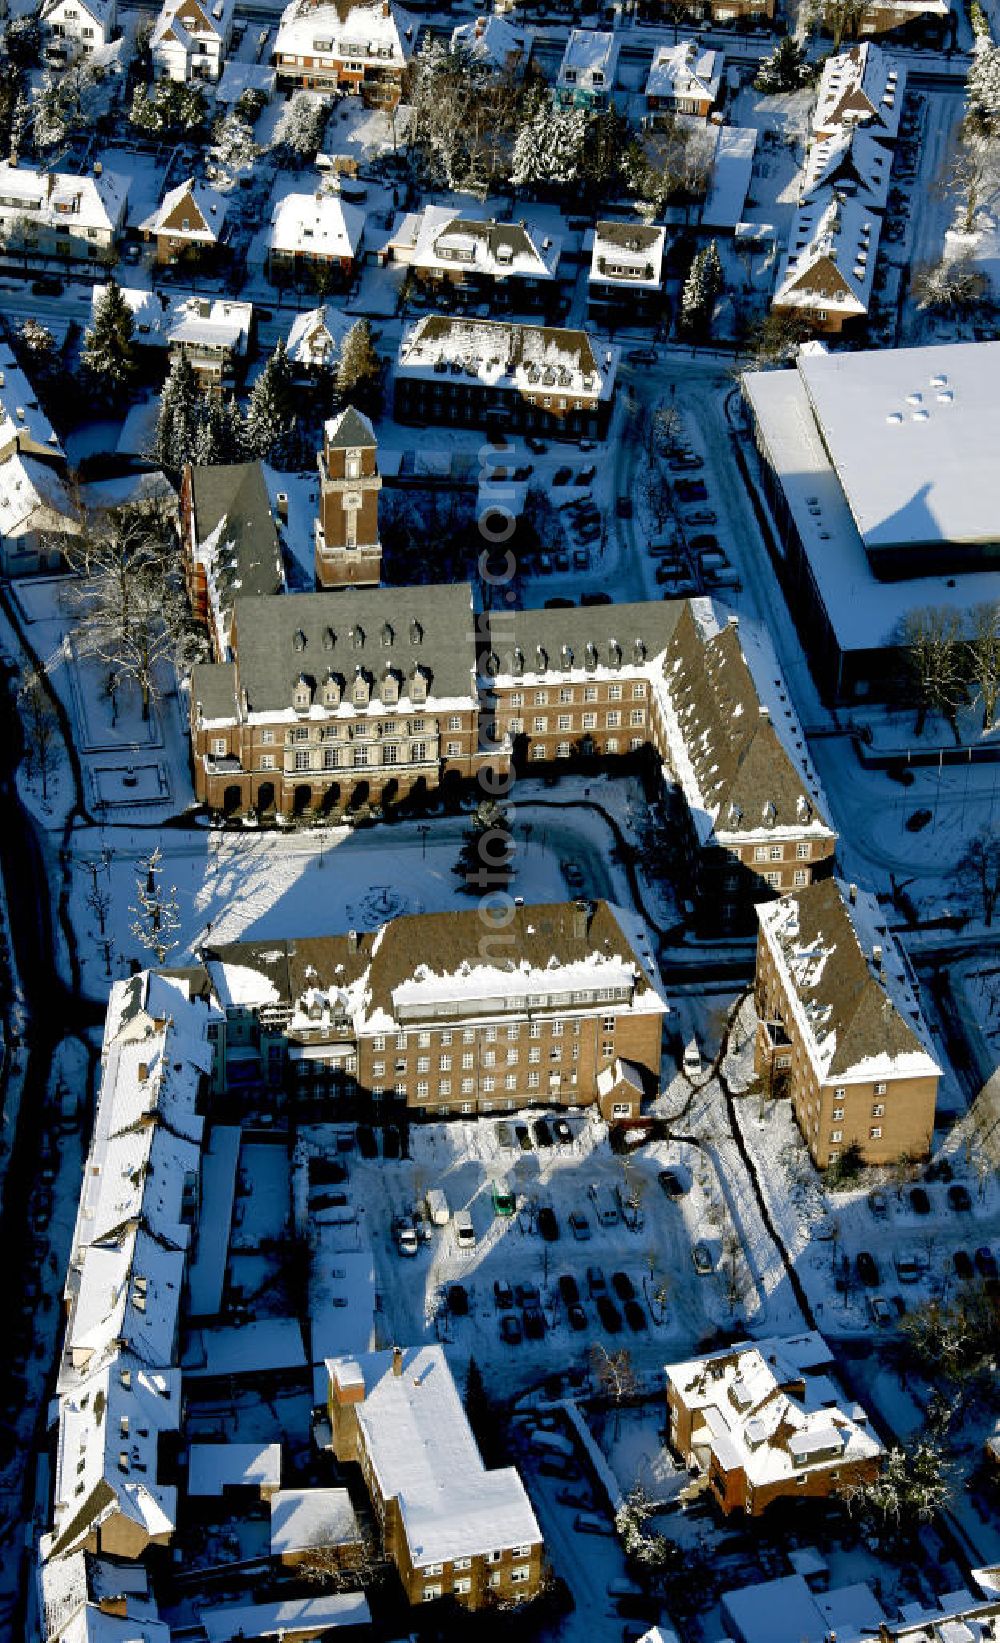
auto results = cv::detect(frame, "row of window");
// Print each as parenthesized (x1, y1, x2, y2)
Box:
(374, 1072, 575, 1098)
(509, 709, 645, 734)
(531, 737, 644, 759)
(754, 843, 813, 862)
(503, 684, 643, 707)
(373, 1041, 589, 1075)
(369, 1007, 622, 1050)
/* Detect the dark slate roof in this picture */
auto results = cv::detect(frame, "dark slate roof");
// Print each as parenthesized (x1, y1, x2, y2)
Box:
(191, 660, 238, 722)
(596, 220, 663, 252)
(483, 599, 684, 675)
(189, 462, 283, 610)
(325, 405, 376, 449)
(780, 878, 926, 1077)
(231, 582, 477, 713)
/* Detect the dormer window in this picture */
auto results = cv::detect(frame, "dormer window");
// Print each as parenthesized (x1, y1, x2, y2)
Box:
(350, 625, 365, 650)
(353, 670, 371, 706)
(512, 648, 525, 676)
(381, 623, 394, 647)
(633, 638, 646, 664)
(381, 671, 399, 704)
(322, 672, 341, 708)
(410, 668, 428, 704)
(410, 619, 423, 645)
(560, 645, 573, 670)
(535, 645, 548, 672)
(293, 674, 312, 712)
(762, 800, 777, 826)
(293, 629, 307, 652)
(584, 642, 598, 670)
(322, 627, 335, 650)
(608, 640, 622, 669)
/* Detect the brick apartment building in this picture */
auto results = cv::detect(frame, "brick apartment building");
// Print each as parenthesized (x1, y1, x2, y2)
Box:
(182, 898, 667, 1118)
(314, 405, 382, 590)
(327, 1344, 544, 1610)
(754, 878, 940, 1169)
(665, 1333, 883, 1518)
(388, 206, 562, 315)
(273, 0, 412, 105)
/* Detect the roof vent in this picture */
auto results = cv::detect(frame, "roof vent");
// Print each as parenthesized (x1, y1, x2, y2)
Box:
(293, 629, 306, 652)
(886, 411, 903, 424)
(322, 627, 335, 650)
(912, 409, 929, 423)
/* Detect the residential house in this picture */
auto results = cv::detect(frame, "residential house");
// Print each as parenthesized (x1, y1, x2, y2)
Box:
(820, 0, 947, 39)
(390, 204, 561, 313)
(150, 0, 234, 81)
(0, 163, 127, 264)
(188, 581, 493, 820)
(754, 877, 940, 1168)
(813, 45, 905, 141)
(139, 177, 226, 266)
(773, 189, 881, 334)
(644, 0, 774, 24)
(451, 12, 533, 76)
(587, 220, 665, 325)
(394, 317, 618, 440)
(41, 0, 117, 62)
(644, 42, 722, 120)
(314, 405, 382, 590)
(268, 190, 365, 287)
(180, 460, 285, 662)
(556, 29, 620, 108)
(273, 0, 414, 107)
(721, 1572, 888, 1643)
(665, 1333, 883, 1517)
(269, 1489, 362, 1569)
(0, 343, 80, 575)
(799, 127, 891, 212)
(193, 897, 667, 1116)
(286, 304, 353, 377)
(166, 295, 252, 392)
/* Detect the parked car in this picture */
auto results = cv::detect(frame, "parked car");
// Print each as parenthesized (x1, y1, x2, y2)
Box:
(527, 436, 548, 454)
(674, 478, 708, 502)
(689, 534, 720, 555)
(596, 1295, 622, 1333)
(856, 1251, 880, 1287)
(580, 591, 612, 605)
(906, 808, 932, 832)
(524, 1307, 546, 1340)
(538, 1206, 560, 1242)
(448, 1284, 469, 1315)
(657, 1168, 687, 1200)
(516, 1282, 541, 1309)
(587, 1265, 607, 1297)
(500, 1313, 523, 1345)
(356, 1124, 378, 1158)
(953, 1249, 974, 1281)
(515, 1124, 533, 1152)
(533, 1118, 553, 1148)
(577, 464, 597, 485)
(867, 1190, 889, 1218)
(976, 1246, 998, 1278)
(573, 1512, 613, 1536)
(624, 1299, 647, 1332)
(868, 1294, 893, 1327)
(616, 496, 633, 518)
(948, 1183, 972, 1212)
(626, 347, 657, 365)
(910, 1186, 931, 1215)
(611, 1271, 635, 1301)
(567, 1302, 588, 1332)
(494, 1279, 514, 1310)
(554, 1118, 573, 1145)
(683, 509, 717, 526)
(569, 1210, 591, 1240)
(691, 1241, 714, 1275)
(559, 1273, 580, 1306)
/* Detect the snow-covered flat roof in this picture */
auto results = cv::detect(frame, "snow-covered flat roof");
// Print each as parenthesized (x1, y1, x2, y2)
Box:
(743, 358, 1000, 652)
(189, 1442, 282, 1496)
(270, 1487, 359, 1556)
(722, 1573, 886, 1643)
(328, 1345, 540, 1566)
(798, 340, 1000, 550)
(201, 1593, 371, 1642)
(702, 125, 756, 230)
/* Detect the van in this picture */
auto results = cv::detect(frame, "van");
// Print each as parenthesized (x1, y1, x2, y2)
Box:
(492, 1178, 516, 1218)
(588, 1182, 620, 1228)
(454, 1209, 476, 1248)
(425, 1188, 450, 1227)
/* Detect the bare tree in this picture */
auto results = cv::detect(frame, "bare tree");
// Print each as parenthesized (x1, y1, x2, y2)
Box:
(945, 133, 1000, 235)
(19, 668, 60, 801)
(86, 880, 111, 936)
(824, 0, 870, 48)
(591, 1343, 638, 1437)
(969, 601, 1000, 730)
(897, 607, 966, 738)
(957, 829, 1000, 926)
(912, 257, 989, 316)
(130, 847, 181, 964)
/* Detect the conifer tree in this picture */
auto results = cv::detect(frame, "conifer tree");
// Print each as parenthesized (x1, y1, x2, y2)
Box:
(678, 240, 723, 340)
(245, 339, 296, 461)
(154, 352, 199, 469)
(335, 319, 382, 417)
(453, 799, 513, 894)
(82, 279, 137, 401)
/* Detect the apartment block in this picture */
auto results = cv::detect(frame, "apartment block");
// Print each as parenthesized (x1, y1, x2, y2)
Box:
(755, 878, 940, 1168)
(327, 1344, 544, 1610)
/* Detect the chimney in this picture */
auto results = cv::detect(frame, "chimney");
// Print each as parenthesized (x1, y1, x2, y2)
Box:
(848, 882, 857, 905)
(872, 944, 883, 974)
(572, 899, 588, 941)
(138, 1062, 149, 1081)
(392, 1345, 403, 1377)
(727, 613, 739, 627)
(347, 929, 358, 953)
(759, 705, 770, 720)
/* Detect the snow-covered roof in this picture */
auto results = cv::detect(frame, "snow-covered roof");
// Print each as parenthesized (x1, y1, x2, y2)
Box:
(590, 219, 665, 290)
(189, 1442, 282, 1495)
(270, 1487, 359, 1556)
(167, 295, 252, 356)
(721, 1574, 886, 1643)
(287, 303, 353, 368)
(645, 41, 722, 104)
(757, 878, 940, 1086)
(139, 177, 227, 243)
(200, 1593, 371, 1642)
(327, 1345, 541, 1566)
(397, 315, 617, 403)
(275, 0, 414, 67)
(813, 44, 906, 141)
(0, 449, 79, 540)
(401, 203, 561, 282)
(0, 162, 128, 234)
(151, 0, 234, 51)
(42, 0, 116, 31)
(742, 355, 1000, 653)
(59, 1610, 170, 1643)
(557, 27, 620, 91)
(0, 344, 63, 462)
(451, 12, 532, 72)
(40, 1549, 159, 1641)
(666, 1332, 882, 1493)
(269, 190, 366, 260)
(774, 188, 880, 318)
(702, 125, 757, 230)
(800, 127, 891, 212)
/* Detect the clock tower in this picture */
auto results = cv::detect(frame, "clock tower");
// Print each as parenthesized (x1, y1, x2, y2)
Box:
(315, 404, 382, 590)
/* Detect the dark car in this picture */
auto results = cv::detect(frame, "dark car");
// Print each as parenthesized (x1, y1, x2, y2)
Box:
(587, 1265, 607, 1297)
(580, 591, 612, 605)
(597, 1295, 622, 1333)
(553, 466, 572, 485)
(910, 1186, 931, 1215)
(906, 808, 932, 832)
(856, 1251, 880, 1287)
(658, 1168, 686, 1200)
(674, 478, 708, 502)
(515, 1123, 533, 1152)
(32, 276, 64, 297)
(533, 1118, 553, 1149)
(538, 1206, 560, 1242)
(524, 1307, 546, 1340)
(448, 1284, 469, 1316)
(953, 1249, 974, 1281)
(616, 496, 633, 518)
(554, 1118, 573, 1145)
(527, 436, 548, 454)
(500, 1313, 523, 1345)
(356, 1124, 378, 1159)
(559, 1273, 580, 1306)
(496, 1121, 514, 1149)
(948, 1183, 972, 1211)
(493, 1279, 514, 1310)
(975, 1246, 998, 1278)
(689, 534, 720, 554)
(516, 1282, 541, 1309)
(624, 1299, 647, 1332)
(611, 1271, 635, 1301)
(567, 1302, 588, 1331)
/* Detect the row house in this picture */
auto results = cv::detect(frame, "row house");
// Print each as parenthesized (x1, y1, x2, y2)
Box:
(390, 205, 561, 314)
(813, 44, 905, 141)
(0, 162, 127, 264)
(665, 1333, 883, 1518)
(644, 42, 722, 121)
(556, 29, 620, 109)
(328, 1346, 544, 1610)
(268, 189, 365, 288)
(0, 342, 80, 576)
(587, 220, 666, 327)
(41, 0, 117, 62)
(799, 126, 892, 214)
(641, 0, 774, 25)
(394, 316, 618, 441)
(182, 895, 667, 1119)
(189, 581, 491, 822)
(180, 459, 285, 662)
(772, 188, 882, 336)
(273, 0, 413, 107)
(139, 177, 227, 266)
(151, 0, 234, 81)
(754, 877, 940, 1168)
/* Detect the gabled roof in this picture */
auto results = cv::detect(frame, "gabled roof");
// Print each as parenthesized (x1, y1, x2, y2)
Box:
(269, 190, 365, 259)
(775, 189, 880, 317)
(557, 27, 619, 88)
(325, 404, 376, 449)
(189, 460, 284, 637)
(451, 12, 532, 72)
(275, 0, 414, 66)
(139, 177, 226, 242)
(813, 44, 905, 141)
(800, 128, 891, 212)
(0, 163, 128, 233)
(41, 0, 115, 30)
(151, 0, 233, 50)
(405, 204, 560, 282)
(286, 304, 353, 368)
